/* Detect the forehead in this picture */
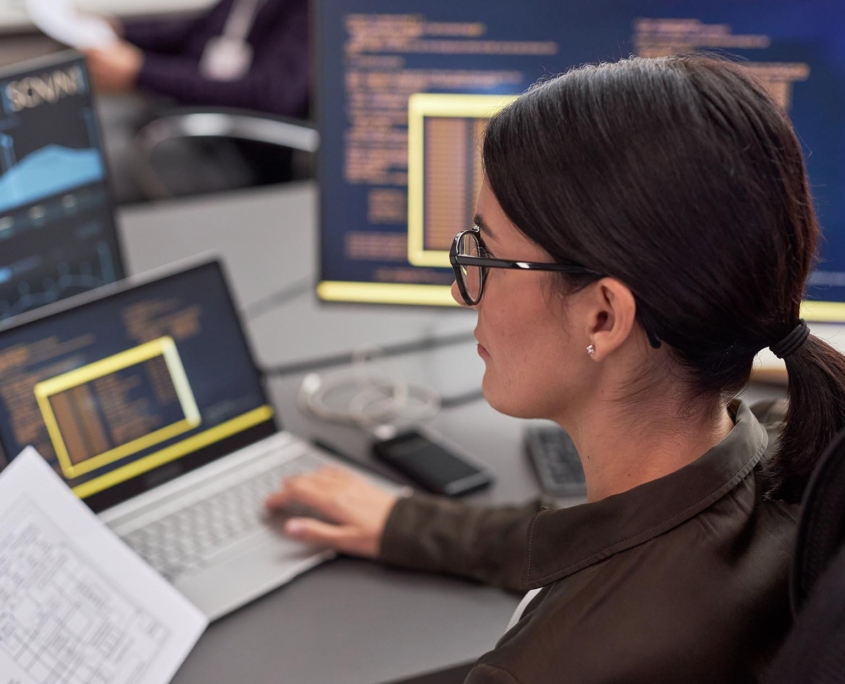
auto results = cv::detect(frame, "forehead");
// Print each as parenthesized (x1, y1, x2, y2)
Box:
(475, 182, 544, 254)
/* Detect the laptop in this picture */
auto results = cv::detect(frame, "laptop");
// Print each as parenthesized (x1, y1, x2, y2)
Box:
(0, 257, 386, 620)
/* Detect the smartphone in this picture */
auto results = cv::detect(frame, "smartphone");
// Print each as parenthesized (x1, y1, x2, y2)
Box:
(372, 429, 493, 496)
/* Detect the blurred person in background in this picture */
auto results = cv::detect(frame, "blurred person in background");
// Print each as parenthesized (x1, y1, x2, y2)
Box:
(85, 0, 309, 201)
(85, 0, 309, 117)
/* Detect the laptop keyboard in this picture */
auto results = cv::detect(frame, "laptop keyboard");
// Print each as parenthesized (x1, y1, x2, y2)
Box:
(120, 452, 324, 581)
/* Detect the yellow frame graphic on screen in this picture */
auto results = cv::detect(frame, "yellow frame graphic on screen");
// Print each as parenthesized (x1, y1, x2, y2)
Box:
(407, 93, 517, 268)
(801, 301, 845, 323)
(72, 405, 274, 499)
(34, 336, 201, 479)
(316, 280, 459, 306)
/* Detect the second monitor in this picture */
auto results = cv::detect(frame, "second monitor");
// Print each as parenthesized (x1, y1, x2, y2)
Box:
(316, 0, 845, 319)
(0, 51, 124, 321)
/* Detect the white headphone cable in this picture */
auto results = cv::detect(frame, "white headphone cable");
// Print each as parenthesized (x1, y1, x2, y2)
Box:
(297, 345, 441, 438)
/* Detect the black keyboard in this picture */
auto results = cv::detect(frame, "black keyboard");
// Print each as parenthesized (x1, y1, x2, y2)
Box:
(524, 425, 587, 499)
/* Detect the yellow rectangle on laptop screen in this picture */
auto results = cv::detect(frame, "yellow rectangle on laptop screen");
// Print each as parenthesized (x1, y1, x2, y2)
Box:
(34, 336, 201, 479)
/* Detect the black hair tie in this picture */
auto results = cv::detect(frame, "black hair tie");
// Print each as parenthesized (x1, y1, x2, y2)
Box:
(770, 319, 810, 359)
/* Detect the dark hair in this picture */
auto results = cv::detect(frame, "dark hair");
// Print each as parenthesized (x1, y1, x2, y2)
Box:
(482, 54, 845, 503)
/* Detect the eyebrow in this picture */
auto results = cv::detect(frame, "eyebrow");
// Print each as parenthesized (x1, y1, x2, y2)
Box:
(473, 214, 496, 241)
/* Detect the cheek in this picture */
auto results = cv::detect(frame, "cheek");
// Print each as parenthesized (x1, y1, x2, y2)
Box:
(479, 288, 581, 419)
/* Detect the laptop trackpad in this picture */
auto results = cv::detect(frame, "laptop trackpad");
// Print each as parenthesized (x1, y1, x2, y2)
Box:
(173, 526, 335, 621)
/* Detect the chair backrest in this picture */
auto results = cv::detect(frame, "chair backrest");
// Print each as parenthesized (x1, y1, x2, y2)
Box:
(131, 106, 319, 199)
(790, 425, 845, 613)
(765, 545, 845, 683)
(136, 108, 320, 153)
(764, 426, 845, 684)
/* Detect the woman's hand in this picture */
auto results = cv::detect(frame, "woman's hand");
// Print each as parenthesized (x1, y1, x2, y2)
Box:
(264, 466, 399, 558)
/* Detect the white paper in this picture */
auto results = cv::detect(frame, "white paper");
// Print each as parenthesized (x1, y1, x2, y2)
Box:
(0, 447, 207, 684)
(25, 0, 117, 49)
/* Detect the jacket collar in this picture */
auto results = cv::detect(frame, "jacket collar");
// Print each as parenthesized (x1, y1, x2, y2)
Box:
(523, 400, 768, 589)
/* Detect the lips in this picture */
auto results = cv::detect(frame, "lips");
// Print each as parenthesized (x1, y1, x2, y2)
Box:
(476, 338, 489, 358)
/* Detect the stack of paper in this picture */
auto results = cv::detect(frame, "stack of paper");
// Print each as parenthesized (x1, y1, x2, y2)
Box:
(0, 448, 207, 684)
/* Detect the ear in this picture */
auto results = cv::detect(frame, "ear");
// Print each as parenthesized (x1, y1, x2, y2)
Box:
(584, 278, 637, 361)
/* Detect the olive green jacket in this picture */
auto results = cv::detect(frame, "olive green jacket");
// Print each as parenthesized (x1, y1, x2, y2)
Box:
(379, 401, 797, 684)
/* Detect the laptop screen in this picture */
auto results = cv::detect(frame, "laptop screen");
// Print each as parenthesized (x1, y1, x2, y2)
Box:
(0, 260, 276, 512)
(0, 51, 125, 320)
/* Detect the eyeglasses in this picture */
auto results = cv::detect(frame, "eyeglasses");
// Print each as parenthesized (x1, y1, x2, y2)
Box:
(449, 226, 603, 306)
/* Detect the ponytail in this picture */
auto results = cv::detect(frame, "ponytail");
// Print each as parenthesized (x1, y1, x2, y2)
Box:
(766, 335, 845, 502)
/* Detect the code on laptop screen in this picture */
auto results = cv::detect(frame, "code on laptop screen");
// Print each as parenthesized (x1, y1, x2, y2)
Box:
(0, 262, 273, 505)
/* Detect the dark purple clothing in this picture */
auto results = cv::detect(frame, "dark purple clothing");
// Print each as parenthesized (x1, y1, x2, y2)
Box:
(123, 0, 309, 117)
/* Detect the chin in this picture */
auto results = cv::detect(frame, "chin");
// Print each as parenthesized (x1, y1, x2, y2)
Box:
(481, 375, 543, 420)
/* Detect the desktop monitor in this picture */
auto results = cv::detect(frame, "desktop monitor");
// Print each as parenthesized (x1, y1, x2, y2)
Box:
(316, 0, 845, 320)
(0, 51, 125, 321)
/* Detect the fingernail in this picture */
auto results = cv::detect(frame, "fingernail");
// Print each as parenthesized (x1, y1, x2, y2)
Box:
(286, 519, 303, 534)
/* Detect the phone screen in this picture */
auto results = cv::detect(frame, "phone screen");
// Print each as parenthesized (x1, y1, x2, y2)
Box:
(376, 431, 491, 495)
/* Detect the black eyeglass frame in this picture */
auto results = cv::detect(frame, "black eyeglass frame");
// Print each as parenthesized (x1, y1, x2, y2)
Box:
(449, 226, 603, 306)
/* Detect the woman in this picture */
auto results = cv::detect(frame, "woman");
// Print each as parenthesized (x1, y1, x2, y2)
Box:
(265, 55, 845, 683)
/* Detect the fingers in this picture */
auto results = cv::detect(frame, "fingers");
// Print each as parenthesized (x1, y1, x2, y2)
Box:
(263, 465, 358, 514)
(263, 465, 388, 558)
(285, 517, 346, 542)
(264, 476, 325, 512)
(284, 518, 376, 557)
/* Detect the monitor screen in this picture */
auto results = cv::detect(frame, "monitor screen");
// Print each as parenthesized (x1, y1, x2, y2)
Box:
(316, 0, 845, 319)
(0, 260, 276, 512)
(0, 51, 125, 321)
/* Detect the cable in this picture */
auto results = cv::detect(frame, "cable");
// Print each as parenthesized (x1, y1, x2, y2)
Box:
(262, 330, 476, 377)
(241, 276, 312, 320)
(297, 346, 442, 436)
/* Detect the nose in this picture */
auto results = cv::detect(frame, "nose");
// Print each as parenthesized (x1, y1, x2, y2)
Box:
(451, 280, 470, 308)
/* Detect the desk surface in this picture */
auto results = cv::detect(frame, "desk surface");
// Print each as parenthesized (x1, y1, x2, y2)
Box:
(118, 183, 534, 684)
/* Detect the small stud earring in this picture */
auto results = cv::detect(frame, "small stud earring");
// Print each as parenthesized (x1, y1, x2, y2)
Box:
(586, 344, 595, 356)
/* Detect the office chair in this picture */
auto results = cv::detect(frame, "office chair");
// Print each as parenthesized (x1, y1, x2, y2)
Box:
(131, 106, 319, 199)
(765, 426, 845, 684)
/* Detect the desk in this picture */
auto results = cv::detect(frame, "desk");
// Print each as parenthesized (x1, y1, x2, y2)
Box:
(118, 182, 535, 684)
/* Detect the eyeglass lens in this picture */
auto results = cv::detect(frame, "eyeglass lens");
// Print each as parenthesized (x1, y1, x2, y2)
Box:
(458, 231, 483, 301)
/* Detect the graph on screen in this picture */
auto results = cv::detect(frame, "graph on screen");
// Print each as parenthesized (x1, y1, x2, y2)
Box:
(0, 142, 104, 213)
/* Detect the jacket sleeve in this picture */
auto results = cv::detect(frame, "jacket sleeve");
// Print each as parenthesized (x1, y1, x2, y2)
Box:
(465, 664, 524, 684)
(377, 493, 543, 592)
